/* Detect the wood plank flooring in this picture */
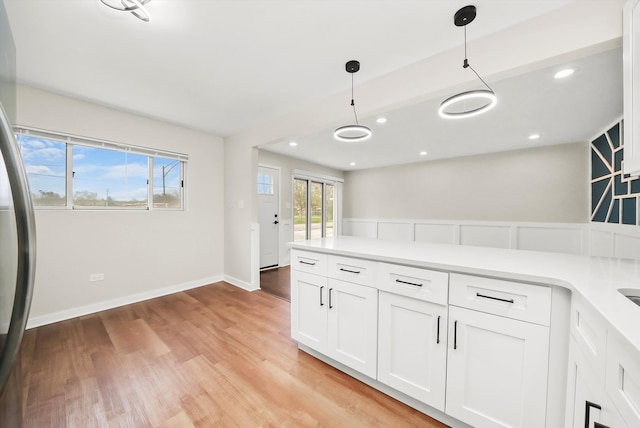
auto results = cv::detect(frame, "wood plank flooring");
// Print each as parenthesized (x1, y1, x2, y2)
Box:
(259, 266, 291, 301)
(21, 281, 448, 427)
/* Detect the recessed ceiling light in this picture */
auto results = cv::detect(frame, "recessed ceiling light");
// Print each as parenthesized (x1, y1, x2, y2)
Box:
(376, 117, 387, 124)
(529, 134, 541, 140)
(289, 141, 297, 147)
(420, 151, 428, 156)
(554, 68, 575, 79)
(350, 162, 356, 166)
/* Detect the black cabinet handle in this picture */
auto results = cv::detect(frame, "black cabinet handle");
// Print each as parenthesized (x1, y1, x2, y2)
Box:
(395, 279, 423, 287)
(339, 268, 361, 274)
(299, 260, 316, 266)
(436, 316, 441, 344)
(476, 292, 514, 304)
(453, 320, 458, 350)
(585, 401, 602, 428)
(320, 286, 324, 306)
(329, 288, 333, 309)
(593, 424, 609, 428)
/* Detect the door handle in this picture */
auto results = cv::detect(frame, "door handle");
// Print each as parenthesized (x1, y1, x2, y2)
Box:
(273, 220, 279, 224)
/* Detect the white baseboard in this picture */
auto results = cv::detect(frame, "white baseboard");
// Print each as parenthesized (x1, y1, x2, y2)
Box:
(26, 275, 223, 329)
(224, 274, 260, 292)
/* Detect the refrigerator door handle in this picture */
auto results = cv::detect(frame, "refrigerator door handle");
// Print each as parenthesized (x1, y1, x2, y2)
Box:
(0, 102, 36, 392)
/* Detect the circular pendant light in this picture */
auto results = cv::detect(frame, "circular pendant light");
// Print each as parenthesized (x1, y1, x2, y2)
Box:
(334, 60, 372, 142)
(439, 5, 496, 119)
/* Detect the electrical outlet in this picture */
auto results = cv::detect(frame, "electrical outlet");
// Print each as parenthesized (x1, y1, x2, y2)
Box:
(89, 273, 104, 282)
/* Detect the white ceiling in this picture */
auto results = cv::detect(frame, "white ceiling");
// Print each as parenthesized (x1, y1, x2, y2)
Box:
(263, 47, 623, 170)
(3, 0, 623, 171)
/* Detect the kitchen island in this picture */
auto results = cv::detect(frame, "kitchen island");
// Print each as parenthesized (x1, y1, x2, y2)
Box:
(288, 236, 640, 428)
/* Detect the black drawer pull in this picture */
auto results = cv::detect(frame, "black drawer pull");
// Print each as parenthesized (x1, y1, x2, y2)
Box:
(476, 292, 514, 304)
(453, 320, 458, 350)
(585, 401, 602, 428)
(299, 260, 316, 266)
(436, 316, 441, 344)
(320, 286, 324, 306)
(395, 279, 423, 287)
(329, 288, 333, 309)
(339, 268, 361, 274)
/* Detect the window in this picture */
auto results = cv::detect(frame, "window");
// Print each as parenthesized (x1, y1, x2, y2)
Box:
(15, 127, 187, 210)
(73, 146, 148, 208)
(16, 134, 66, 206)
(153, 157, 182, 208)
(257, 172, 274, 195)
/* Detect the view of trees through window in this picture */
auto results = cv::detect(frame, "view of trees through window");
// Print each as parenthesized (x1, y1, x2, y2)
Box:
(293, 178, 334, 241)
(16, 131, 185, 209)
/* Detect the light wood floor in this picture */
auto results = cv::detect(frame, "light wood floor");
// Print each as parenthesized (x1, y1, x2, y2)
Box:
(21, 281, 448, 427)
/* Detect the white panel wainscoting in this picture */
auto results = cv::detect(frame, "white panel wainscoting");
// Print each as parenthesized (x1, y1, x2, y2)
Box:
(342, 219, 640, 259)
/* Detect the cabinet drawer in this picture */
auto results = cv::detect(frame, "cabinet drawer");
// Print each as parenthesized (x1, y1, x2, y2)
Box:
(377, 263, 448, 305)
(290, 249, 327, 276)
(570, 295, 607, 380)
(449, 273, 551, 326)
(328, 255, 377, 287)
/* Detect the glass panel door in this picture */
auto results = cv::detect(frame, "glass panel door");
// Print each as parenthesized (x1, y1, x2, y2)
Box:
(293, 178, 307, 241)
(310, 181, 323, 239)
(325, 184, 334, 238)
(293, 178, 337, 241)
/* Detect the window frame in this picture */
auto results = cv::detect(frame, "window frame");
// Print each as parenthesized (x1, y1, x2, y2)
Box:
(14, 126, 188, 211)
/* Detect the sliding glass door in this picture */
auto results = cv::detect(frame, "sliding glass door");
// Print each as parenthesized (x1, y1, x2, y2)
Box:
(294, 178, 335, 241)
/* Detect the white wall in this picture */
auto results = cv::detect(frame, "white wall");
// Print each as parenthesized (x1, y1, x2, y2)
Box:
(343, 142, 589, 223)
(258, 149, 344, 265)
(17, 85, 225, 327)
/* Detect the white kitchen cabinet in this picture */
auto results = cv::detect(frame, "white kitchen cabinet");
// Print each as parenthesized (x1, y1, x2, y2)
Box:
(445, 305, 550, 428)
(290, 269, 328, 353)
(605, 330, 640, 428)
(290, 264, 378, 378)
(566, 337, 627, 428)
(377, 291, 448, 410)
(326, 278, 378, 378)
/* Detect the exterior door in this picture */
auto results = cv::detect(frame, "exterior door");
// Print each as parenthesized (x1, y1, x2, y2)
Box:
(258, 166, 279, 269)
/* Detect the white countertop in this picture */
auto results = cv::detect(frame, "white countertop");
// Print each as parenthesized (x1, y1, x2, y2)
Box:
(289, 236, 640, 351)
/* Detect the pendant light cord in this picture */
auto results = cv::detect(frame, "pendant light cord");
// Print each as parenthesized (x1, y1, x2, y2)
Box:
(462, 25, 493, 92)
(350, 73, 360, 125)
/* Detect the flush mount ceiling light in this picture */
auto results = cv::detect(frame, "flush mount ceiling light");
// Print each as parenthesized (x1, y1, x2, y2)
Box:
(334, 60, 372, 142)
(99, 0, 152, 22)
(438, 5, 497, 119)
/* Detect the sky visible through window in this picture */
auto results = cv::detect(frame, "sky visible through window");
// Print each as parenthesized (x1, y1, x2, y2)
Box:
(16, 134, 182, 208)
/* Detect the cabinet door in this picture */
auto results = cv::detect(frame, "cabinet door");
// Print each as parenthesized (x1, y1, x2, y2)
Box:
(378, 292, 447, 410)
(445, 306, 549, 428)
(327, 278, 378, 378)
(290, 270, 328, 353)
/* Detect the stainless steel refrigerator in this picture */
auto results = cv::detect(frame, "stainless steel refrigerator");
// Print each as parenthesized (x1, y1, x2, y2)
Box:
(0, 1, 37, 426)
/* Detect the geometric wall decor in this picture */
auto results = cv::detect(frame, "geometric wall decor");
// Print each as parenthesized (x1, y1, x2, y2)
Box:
(591, 120, 640, 225)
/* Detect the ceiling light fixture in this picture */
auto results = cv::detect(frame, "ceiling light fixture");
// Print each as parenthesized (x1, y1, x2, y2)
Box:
(289, 141, 298, 147)
(528, 133, 541, 140)
(554, 68, 575, 79)
(420, 151, 428, 156)
(99, 0, 152, 22)
(438, 5, 496, 119)
(376, 117, 387, 124)
(334, 60, 372, 142)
